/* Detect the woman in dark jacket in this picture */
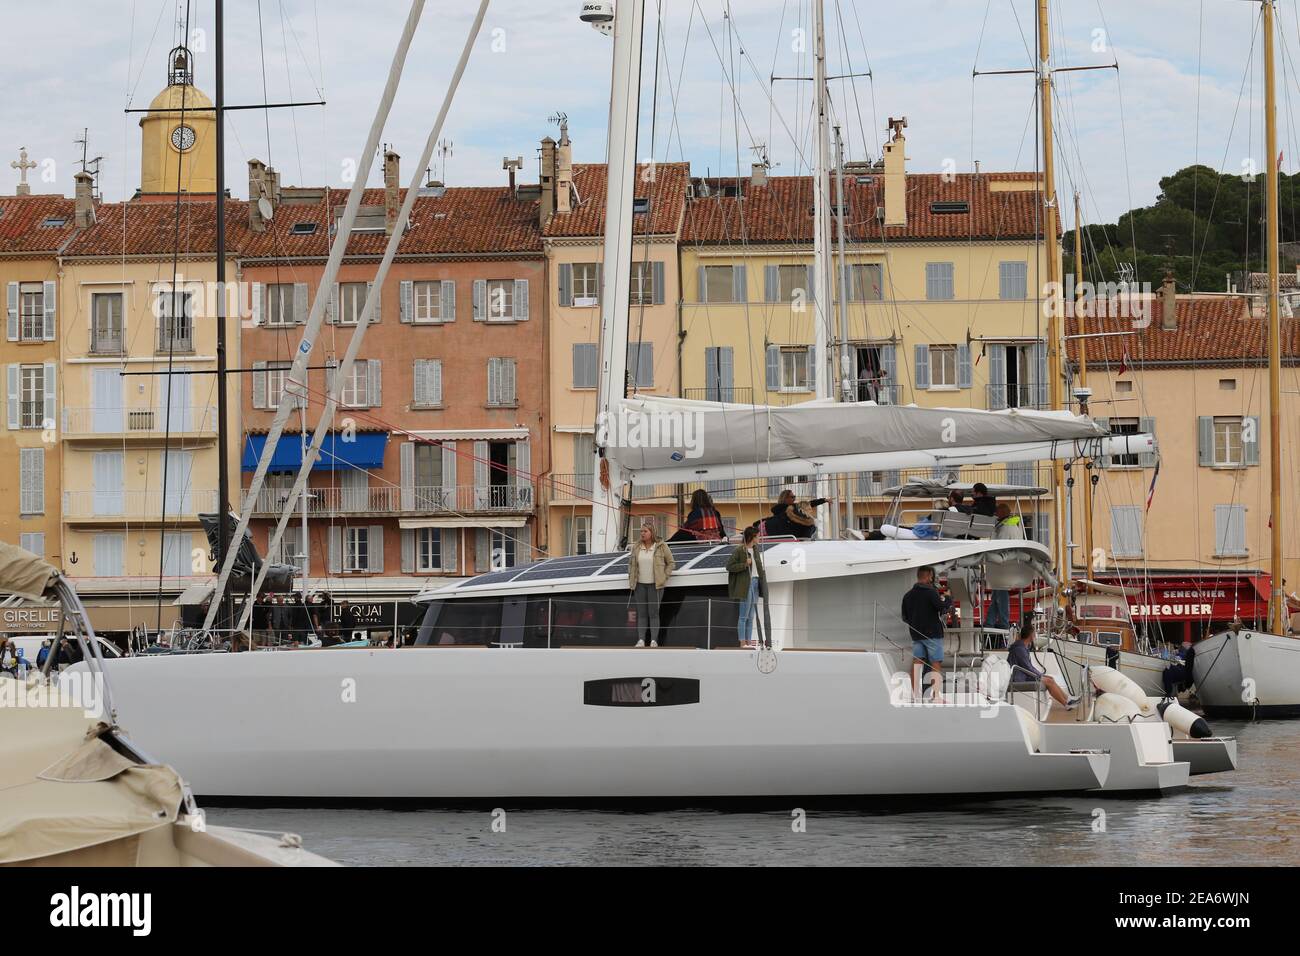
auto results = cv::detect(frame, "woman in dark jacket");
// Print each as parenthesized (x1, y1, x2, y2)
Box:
(674, 489, 726, 542)
(725, 527, 766, 646)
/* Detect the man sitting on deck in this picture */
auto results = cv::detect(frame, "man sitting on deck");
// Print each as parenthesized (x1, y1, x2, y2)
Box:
(1007, 624, 1079, 709)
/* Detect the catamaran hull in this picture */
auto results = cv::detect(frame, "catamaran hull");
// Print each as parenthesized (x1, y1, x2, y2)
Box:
(85, 648, 1108, 799)
(1193, 630, 1300, 718)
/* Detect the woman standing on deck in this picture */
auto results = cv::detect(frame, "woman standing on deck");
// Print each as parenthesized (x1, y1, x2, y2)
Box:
(628, 524, 675, 647)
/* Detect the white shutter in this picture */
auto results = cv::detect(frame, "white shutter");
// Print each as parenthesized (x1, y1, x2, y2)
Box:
(413, 359, 430, 407)
(474, 440, 490, 509)
(294, 283, 308, 324)
(251, 282, 263, 326)
(487, 357, 500, 405)
(472, 279, 487, 320)
(19, 532, 44, 558)
(430, 360, 443, 405)
(400, 441, 415, 511)
(988, 344, 1007, 409)
(6, 364, 18, 429)
(515, 440, 532, 506)
(957, 345, 972, 388)
(328, 526, 342, 573)
(1243, 416, 1261, 466)
(5, 283, 17, 341)
(326, 283, 338, 324)
(513, 279, 529, 320)
(442, 441, 458, 504)
(1138, 416, 1158, 468)
(652, 260, 665, 305)
(475, 528, 491, 573)
(93, 533, 124, 577)
(440, 280, 456, 322)
(42, 363, 55, 427)
(503, 359, 517, 404)
(369, 526, 384, 572)
(368, 281, 381, 323)
(443, 528, 458, 573)
(400, 280, 413, 323)
(42, 280, 56, 340)
(252, 361, 267, 410)
(92, 452, 124, 515)
(367, 359, 382, 406)
(765, 346, 779, 391)
(401, 529, 415, 572)
(20, 447, 43, 514)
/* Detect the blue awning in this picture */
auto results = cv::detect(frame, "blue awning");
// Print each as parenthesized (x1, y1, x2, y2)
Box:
(241, 432, 389, 473)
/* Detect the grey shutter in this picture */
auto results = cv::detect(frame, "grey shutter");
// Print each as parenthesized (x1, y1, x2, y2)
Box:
(399, 280, 413, 323)
(440, 280, 456, 321)
(442, 441, 458, 504)
(326, 283, 338, 324)
(558, 263, 573, 306)
(765, 345, 779, 390)
(325, 362, 337, 400)
(472, 279, 487, 320)
(880, 344, 897, 393)
(487, 358, 500, 405)
(573, 343, 596, 388)
(430, 360, 443, 405)
(20, 447, 43, 514)
(806, 344, 817, 392)
(1033, 341, 1049, 407)
(652, 260, 665, 304)
(705, 347, 719, 396)
(720, 346, 734, 396)
(43, 280, 56, 340)
(503, 359, 517, 404)
(988, 344, 1007, 409)
(368, 359, 382, 406)
(806, 264, 816, 302)
(636, 343, 653, 387)
(914, 344, 931, 390)
(1243, 416, 1261, 466)
(42, 362, 55, 426)
(1138, 416, 1158, 468)
(516, 440, 532, 506)
(696, 266, 707, 303)
(474, 440, 490, 509)
(764, 265, 779, 303)
(1215, 505, 1247, 556)
(1094, 417, 1112, 469)
(294, 283, 308, 324)
(6, 364, 19, 429)
(443, 527, 458, 573)
(1197, 416, 1214, 467)
(367, 281, 380, 323)
(475, 528, 491, 573)
(732, 264, 747, 303)
(413, 360, 429, 406)
(252, 361, 268, 410)
(369, 525, 384, 572)
(328, 526, 342, 573)
(6, 283, 17, 341)
(400, 441, 415, 511)
(401, 529, 415, 572)
(513, 279, 529, 320)
(957, 344, 972, 388)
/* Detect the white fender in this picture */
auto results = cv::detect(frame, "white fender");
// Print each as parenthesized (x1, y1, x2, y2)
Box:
(1088, 665, 1154, 714)
(1091, 692, 1143, 723)
(1155, 697, 1214, 739)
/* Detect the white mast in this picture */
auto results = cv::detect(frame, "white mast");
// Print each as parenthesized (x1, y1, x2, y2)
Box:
(833, 125, 854, 533)
(811, 0, 836, 538)
(590, 0, 646, 554)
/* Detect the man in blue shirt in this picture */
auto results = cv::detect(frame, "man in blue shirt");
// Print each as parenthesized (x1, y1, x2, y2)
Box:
(1007, 624, 1078, 708)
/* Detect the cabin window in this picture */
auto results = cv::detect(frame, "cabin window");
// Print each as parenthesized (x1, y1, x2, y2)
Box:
(1097, 631, 1123, 647)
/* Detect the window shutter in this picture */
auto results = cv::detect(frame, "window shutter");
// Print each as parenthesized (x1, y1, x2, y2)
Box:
(6, 283, 17, 341)
(1138, 416, 1158, 468)
(513, 279, 529, 320)
(487, 357, 500, 405)
(473, 279, 487, 320)
(475, 528, 491, 573)
(697, 266, 707, 303)
(516, 440, 532, 505)
(440, 280, 456, 321)
(400, 441, 415, 511)
(1243, 416, 1261, 466)
(364, 359, 380, 406)
(1215, 504, 1248, 556)
(652, 260, 665, 305)
(401, 528, 415, 573)
(326, 283, 338, 324)
(6, 364, 18, 429)
(328, 526, 342, 573)
(720, 346, 734, 394)
(367, 282, 380, 323)
(558, 263, 573, 306)
(765, 345, 779, 390)
(1094, 417, 1112, 469)
(293, 283, 308, 324)
(94, 533, 125, 577)
(573, 343, 596, 388)
(562, 517, 574, 557)
(369, 526, 384, 572)
(636, 343, 653, 388)
(806, 344, 817, 392)
(705, 347, 719, 394)
(20, 447, 44, 514)
(43, 280, 56, 340)
(806, 264, 816, 302)
(443, 528, 458, 573)
(1197, 416, 1214, 467)
(503, 359, 517, 404)
(474, 440, 490, 509)
(42, 362, 55, 426)
(442, 441, 458, 501)
(1033, 341, 1048, 407)
(252, 361, 267, 410)
(325, 361, 337, 400)
(413, 359, 429, 407)
(957, 344, 972, 388)
(248, 282, 263, 326)
(988, 344, 1007, 409)
(430, 360, 443, 405)
(399, 280, 413, 323)
(764, 265, 779, 303)
(732, 264, 747, 303)
(880, 344, 897, 391)
(914, 344, 931, 390)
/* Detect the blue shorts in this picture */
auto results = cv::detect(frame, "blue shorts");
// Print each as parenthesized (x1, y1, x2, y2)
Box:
(912, 637, 944, 664)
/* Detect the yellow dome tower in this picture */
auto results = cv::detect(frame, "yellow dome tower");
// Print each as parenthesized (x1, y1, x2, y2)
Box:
(139, 46, 217, 195)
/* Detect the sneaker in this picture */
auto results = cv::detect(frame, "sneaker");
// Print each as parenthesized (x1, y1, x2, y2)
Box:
(635, 639, 645, 648)
(650, 640, 659, 648)
(1065, 694, 1081, 709)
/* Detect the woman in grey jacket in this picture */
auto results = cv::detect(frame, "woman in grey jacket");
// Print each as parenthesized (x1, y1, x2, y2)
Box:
(627, 524, 675, 647)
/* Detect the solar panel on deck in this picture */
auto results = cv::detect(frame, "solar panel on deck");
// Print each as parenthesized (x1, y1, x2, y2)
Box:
(598, 557, 631, 575)
(513, 562, 612, 581)
(459, 567, 528, 587)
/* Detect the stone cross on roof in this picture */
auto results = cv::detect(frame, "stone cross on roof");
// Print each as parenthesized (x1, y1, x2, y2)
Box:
(10, 147, 36, 196)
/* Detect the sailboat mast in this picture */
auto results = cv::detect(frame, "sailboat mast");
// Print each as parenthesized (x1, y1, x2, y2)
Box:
(213, 0, 231, 632)
(834, 126, 854, 532)
(1037, 0, 1068, 586)
(1263, 0, 1285, 634)
(811, 0, 836, 538)
(590, 0, 645, 554)
(1074, 191, 1095, 576)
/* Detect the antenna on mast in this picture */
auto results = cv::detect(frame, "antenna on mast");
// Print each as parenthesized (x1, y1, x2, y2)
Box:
(432, 139, 453, 183)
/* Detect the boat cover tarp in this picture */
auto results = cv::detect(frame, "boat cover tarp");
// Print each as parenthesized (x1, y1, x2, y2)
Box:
(0, 693, 182, 864)
(0, 541, 58, 600)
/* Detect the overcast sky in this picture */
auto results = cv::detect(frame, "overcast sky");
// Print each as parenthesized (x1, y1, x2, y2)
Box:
(1, 1, 1293, 227)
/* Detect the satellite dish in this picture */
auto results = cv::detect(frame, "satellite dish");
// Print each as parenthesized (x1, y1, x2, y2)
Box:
(258, 197, 274, 221)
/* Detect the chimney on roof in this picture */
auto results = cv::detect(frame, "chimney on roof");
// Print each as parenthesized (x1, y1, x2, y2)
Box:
(539, 136, 557, 227)
(503, 156, 523, 196)
(751, 162, 768, 188)
(1160, 271, 1178, 330)
(384, 149, 401, 235)
(73, 170, 96, 228)
(247, 158, 282, 233)
(882, 116, 907, 227)
(556, 120, 573, 214)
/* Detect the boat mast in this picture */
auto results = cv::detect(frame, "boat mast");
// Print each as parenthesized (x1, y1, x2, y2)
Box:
(812, 0, 836, 538)
(834, 125, 854, 532)
(1074, 191, 1095, 577)
(1263, 0, 1285, 634)
(590, 0, 645, 554)
(213, 0, 231, 633)
(1037, 0, 1069, 588)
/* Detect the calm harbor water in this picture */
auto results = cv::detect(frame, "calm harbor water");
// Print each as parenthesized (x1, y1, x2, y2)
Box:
(209, 719, 1300, 866)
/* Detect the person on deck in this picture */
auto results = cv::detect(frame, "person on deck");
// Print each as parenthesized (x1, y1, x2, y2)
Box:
(901, 566, 953, 701)
(986, 503, 1025, 631)
(672, 489, 726, 542)
(1007, 623, 1079, 708)
(970, 482, 998, 517)
(627, 523, 675, 648)
(727, 527, 767, 647)
(763, 489, 826, 539)
(947, 490, 971, 514)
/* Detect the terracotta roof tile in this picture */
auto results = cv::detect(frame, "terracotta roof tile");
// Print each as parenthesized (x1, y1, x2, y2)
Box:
(682, 172, 1045, 244)
(542, 163, 689, 237)
(61, 196, 251, 258)
(0, 194, 80, 255)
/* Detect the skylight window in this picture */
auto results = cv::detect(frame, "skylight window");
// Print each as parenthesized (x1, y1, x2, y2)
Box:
(929, 201, 969, 215)
(290, 222, 318, 235)
(40, 216, 67, 228)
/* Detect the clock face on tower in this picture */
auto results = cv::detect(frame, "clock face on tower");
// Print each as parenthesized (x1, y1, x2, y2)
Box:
(170, 125, 196, 151)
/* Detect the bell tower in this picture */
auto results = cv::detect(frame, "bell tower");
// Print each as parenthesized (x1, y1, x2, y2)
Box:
(138, 45, 217, 195)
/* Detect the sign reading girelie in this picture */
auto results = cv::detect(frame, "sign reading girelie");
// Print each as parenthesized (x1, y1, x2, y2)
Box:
(0, 603, 63, 632)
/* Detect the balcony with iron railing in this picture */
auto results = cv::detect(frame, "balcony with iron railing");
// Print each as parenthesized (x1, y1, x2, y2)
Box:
(62, 406, 218, 438)
(682, 386, 755, 404)
(986, 383, 1047, 411)
(18, 400, 46, 429)
(89, 331, 125, 355)
(240, 483, 536, 517)
(62, 488, 219, 522)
